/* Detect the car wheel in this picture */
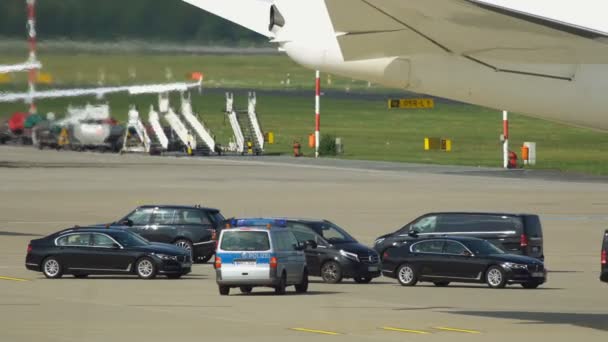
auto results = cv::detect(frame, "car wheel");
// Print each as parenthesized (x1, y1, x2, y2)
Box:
(42, 257, 63, 279)
(396, 263, 418, 286)
(174, 239, 193, 259)
(321, 261, 343, 284)
(295, 269, 309, 293)
(486, 266, 507, 288)
(167, 274, 182, 279)
(136, 257, 157, 279)
(521, 282, 541, 289)
(219, 286, 230, 296)
(434, 281, 450, 287)
(73, 274, 89, 279)
(354, 277, 373, 284)
(275, 272, 287, 295)
(240, 286, 253, 294)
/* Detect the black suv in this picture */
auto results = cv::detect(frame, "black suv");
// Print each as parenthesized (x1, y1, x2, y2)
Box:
(374, 212, 544, 260)
(601, 230, 607, 283)
(109, 205, 226, 263)
(232, 218, 381, 284)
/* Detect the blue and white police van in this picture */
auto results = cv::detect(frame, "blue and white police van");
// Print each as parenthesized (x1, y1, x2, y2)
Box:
(215, 220, 312, 295)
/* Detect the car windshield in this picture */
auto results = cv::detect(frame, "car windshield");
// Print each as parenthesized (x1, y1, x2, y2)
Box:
(112, 231, 150, 247)
(220, 231, 270, 251)
(465, 240, 504, 256)
(311, 221, 357, 244)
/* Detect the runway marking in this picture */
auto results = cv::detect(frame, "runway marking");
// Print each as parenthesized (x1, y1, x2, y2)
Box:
(290, 328, 341, 335)
(382, 326, 430, 334)
(0, 275, 29, 282)
(434, 327, 481, 334)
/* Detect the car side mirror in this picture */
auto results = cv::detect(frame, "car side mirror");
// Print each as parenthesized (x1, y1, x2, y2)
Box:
(306, 240, 318, 249)
(112, 243, 121, 249)
(408, 230, 419, 238)
(121, 219, 133, 227)
(294, 242, 306, 251)
(462, 250, 473, 257)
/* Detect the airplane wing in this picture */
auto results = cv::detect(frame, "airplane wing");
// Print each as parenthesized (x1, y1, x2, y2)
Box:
(325, 0, 608, 79)
(0, 78, 203, 103)
(0, 61, 42, 74)
(182, 0, 274, 38)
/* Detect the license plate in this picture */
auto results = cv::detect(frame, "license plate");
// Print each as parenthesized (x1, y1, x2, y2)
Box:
(235, 261, 256, 266)
(368, 266, 379, 272)
(532, 272, 544, 277)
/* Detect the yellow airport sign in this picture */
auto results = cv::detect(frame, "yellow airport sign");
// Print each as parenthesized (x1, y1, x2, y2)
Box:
(0, 73, 11, 84)
(424, 137, 452, 152)
(36, 72, 53, 84)
(388, 98, 435, 109)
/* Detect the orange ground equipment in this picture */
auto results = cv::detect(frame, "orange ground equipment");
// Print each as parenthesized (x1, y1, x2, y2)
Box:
(293, 141, 301, 157)
(508, 151, 518, 169)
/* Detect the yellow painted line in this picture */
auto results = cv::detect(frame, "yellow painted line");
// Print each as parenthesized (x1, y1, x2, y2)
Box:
(434, 327, 481, 334)
(290, 328, 340, 336)
(0, 276, 29, 282)
(382, 326, 430, 335)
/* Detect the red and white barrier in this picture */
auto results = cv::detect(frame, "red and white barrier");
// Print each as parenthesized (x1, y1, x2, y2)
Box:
(315, 70, 320, 158)
(26, 0, 38, 113)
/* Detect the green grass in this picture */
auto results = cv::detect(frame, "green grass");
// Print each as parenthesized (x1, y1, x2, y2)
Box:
(1, 51, 607, 175)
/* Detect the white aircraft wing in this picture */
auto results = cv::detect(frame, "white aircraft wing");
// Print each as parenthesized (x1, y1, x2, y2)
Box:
(326, 0, 608, 79)
(0, 78, 202, 103)
(182, 0, 274, 38)
(0, 61, 42, 74)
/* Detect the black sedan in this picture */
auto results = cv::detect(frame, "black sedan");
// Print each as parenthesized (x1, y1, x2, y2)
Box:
(382, 236, 546, 289)
(25, 227, 191, 279)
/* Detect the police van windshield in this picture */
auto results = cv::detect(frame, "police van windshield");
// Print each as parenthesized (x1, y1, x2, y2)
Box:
(220, 231, 270, 251)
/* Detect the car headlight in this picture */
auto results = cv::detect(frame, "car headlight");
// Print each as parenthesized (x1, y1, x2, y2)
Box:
(154, 253, 178, 261)
(339, 250, 359, 262)
(374, 238, 385, 245)
(502, 262, 527, 270)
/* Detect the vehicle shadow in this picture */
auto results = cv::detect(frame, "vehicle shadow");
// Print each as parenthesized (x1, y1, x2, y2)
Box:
(233, 291, 343, 297)
(408, 284, 563, 290)
(0, 231, 42, 237)
(309, 279, 395, 285)
(446, 310, 608, 331)
(45, 275, 207, 281)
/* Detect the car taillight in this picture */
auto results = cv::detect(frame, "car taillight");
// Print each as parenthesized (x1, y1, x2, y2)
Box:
(383, 252, 389, 259)
(270, 256, 278, 269)
(27, 244, 32, 254)
(520, 234, 529, 248)
(602, 250, 607, 265)
(214, 256, 221, 269)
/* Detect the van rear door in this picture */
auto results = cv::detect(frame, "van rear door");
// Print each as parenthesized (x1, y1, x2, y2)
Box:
(522, 215, 543, 259)
(217, 230, 272, 281)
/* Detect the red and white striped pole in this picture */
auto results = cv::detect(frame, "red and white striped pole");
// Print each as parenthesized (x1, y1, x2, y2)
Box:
(503, 110, 509, 168)
(26, 0, 38, 114)
(315, 70, 321, 158)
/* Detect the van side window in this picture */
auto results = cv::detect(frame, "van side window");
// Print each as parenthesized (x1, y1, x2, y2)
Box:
(437, 214, 523, 234)
(274, 231, 296, 251)
(410, 216, 438, 234)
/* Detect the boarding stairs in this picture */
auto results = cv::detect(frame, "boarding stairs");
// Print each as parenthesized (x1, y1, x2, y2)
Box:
(225, 92, 245, 154)
(121, 106, 151, 153)
(180, 93, 214, 155)
(148, 105, 169, 150)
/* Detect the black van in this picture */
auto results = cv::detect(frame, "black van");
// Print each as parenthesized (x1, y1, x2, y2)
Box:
(601, 230, 608, 283)
(374, 212, 544, 260)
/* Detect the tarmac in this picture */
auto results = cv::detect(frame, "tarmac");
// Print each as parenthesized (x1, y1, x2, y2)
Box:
(0, 146, 607, 341)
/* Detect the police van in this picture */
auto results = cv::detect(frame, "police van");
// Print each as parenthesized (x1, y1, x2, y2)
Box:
(215, 222, 311, 296)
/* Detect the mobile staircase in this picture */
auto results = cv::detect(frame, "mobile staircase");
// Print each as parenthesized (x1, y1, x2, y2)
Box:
(121, 106, 151, 153)
(180, 93, 215, 155)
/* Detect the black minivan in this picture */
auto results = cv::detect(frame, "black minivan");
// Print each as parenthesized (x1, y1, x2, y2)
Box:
(374, 212, 544, 260)
(601, 230, 607, 283)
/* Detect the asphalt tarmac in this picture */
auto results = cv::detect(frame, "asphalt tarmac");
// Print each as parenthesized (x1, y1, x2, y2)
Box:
(1, 146, 607, 341)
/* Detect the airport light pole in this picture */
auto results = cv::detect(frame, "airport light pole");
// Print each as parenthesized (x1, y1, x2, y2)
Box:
(26, 0, 38, 114)
(315, 70, 320, 158)
(503, 110, 509, 169)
